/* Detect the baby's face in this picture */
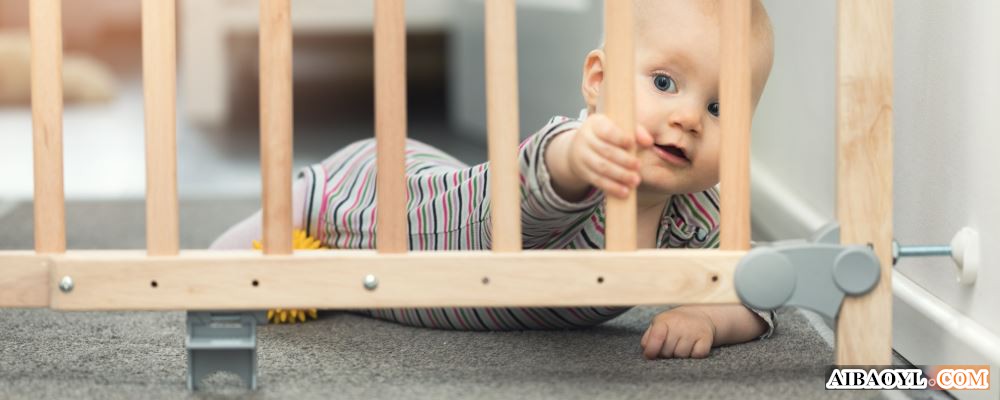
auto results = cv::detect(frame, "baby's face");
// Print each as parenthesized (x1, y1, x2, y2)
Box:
(589, 0, 771, 198)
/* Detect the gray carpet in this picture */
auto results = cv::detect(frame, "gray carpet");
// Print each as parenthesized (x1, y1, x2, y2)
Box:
(0, 201, 944, 399)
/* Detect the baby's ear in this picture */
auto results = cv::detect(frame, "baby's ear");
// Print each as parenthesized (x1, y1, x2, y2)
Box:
(581, 49, 605, 111)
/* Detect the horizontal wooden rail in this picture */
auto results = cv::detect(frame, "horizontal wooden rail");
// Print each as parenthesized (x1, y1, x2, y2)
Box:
(0, 250, 746, 310)
(0, 252, 49, 308)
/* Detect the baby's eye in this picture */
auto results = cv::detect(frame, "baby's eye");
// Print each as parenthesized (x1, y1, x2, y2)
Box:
(652, 74, 677, 93)
(708, 102, 720, 117)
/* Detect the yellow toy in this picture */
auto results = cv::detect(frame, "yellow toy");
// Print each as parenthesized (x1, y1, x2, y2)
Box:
(252, 229, 325, 324)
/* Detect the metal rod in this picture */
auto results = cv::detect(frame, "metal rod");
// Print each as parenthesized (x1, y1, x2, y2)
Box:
(891, 240, 952, 266)
(898, 245, 951, 258)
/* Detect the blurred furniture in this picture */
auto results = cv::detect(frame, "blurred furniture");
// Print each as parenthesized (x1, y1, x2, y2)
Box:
(0, 0, 140, 47)
(180, 0, 453, 128)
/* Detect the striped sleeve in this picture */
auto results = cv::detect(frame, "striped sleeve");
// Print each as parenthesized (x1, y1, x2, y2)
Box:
(402, 140, 491, 250)
(296, 140, 371, 245)
(517, 116, 605, 250)
(296, 163, 327, 240)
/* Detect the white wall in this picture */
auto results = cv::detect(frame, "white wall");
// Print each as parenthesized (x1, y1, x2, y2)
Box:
(754, 1, 1000, 397)
(750, 0, 836, 241)
(449, 0, 601, 140)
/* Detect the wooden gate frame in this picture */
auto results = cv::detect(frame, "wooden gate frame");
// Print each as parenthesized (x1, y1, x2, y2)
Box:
(0, 0, 892, 366)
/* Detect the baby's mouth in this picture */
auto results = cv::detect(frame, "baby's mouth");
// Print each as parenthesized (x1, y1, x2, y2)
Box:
(654, 144, 690, 163)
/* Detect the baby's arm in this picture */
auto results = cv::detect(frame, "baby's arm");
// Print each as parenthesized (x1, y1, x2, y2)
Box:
(640, 304, 769, 359)
(545, 113, 653, 201)
(689, 304, 770, 344)
(209, 178, 308, 250)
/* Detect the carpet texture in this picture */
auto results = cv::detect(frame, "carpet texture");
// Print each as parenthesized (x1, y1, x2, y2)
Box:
(0, 201, 940, 399)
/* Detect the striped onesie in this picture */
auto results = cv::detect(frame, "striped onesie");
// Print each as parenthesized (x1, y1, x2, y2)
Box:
(297, 115, 775, 337)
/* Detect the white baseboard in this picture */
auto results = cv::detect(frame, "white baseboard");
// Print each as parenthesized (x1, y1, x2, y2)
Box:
(750, 160, 829, 240)
(893, 273, 1000, 399)
(752, 163, 1000, 399)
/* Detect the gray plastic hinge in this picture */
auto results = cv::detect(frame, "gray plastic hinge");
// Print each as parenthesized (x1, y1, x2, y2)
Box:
(735, 222, 880, 322)
(186, 311, 267, 391)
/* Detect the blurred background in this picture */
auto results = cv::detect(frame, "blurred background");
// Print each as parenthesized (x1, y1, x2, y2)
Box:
(2, 2, 1000, 395)
(0, 0, 601, 200)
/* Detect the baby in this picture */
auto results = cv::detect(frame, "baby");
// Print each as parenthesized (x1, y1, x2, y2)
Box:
(212, 0, 775, 360)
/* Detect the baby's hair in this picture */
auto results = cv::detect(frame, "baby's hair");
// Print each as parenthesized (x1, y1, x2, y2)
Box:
(601, 0, 774, 59)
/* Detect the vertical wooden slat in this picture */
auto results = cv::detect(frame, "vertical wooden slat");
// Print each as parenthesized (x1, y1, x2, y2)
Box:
(143, 0, 179, 256)
(485, 0, 521, 252)
(374, 0, 408, 253)
(260, 0, 294, 255)
(603, 1, 636, 252)
(30, 0, 66, 254)
(719, 0, 752, 251)
(835, 0, 893, 365)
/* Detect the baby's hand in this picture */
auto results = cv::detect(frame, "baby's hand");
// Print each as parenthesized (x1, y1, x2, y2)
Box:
(640, 307, 717, 359)
(568, 114, 654, 198)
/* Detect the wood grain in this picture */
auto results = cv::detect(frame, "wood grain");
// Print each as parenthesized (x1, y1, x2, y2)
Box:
(485, 0, 521, 252)
(30, 0, 66, 254)
(835, 0, 894, 366)
(47, 249, 743, 310)
(259, 0, 294, 255)
(719, 0, 752, 251)
(0, 253, 49, 308)
(142, 0, 179, 256)
(602, 1, 637, 251)
(374, 0, 408, 253)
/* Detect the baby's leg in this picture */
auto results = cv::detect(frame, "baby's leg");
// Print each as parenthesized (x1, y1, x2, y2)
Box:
(359, 306, 632, 331)
(210, 178, 308, 250)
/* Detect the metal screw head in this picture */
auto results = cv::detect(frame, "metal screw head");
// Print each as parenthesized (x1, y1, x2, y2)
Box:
(58, 276, 74, 293)
(891, 240, 900, 266)
(363, 274, 378, 291)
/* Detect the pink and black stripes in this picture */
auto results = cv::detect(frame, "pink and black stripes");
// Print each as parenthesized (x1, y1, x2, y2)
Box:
(293, 115, 764, 332)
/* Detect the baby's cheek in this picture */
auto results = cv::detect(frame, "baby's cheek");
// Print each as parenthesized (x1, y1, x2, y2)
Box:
(684, 151, 719, 191)
(696, 145, 721, 174)
(702, 158, 720, 180)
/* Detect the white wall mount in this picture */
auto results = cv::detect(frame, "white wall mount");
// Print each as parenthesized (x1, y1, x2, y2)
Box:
(892, 227, 980, 285)
(949, 227, 980, 285)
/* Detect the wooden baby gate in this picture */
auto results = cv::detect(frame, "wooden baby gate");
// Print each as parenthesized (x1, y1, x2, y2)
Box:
(0, 0, 893, 380)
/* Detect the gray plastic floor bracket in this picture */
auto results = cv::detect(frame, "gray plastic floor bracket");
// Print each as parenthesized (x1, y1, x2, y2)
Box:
(735, 222, 881, 323)
(186, 311, 267, 391)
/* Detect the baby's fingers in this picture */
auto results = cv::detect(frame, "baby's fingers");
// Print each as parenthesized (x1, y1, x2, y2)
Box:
(691, 338, 711, 359)
(583, 153, 639, 197)
(659, 329, 681, 359)
(642, 323, 668, 360)
(587, 173, 631, 199)
(589, 115, 633, 149)
(672, 337, 695, 359)
(587, 133, 640, 170)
